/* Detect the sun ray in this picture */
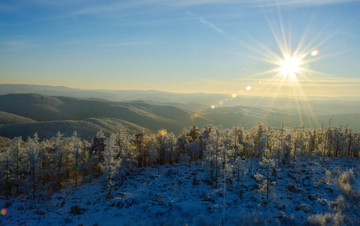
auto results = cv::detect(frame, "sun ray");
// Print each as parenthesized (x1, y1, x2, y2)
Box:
(235, 5, 337, 128)
(203, 3, 355, 126)
(247, 68, 284, 79)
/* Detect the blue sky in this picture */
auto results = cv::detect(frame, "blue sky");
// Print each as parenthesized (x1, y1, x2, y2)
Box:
(0, 0, 359, 96)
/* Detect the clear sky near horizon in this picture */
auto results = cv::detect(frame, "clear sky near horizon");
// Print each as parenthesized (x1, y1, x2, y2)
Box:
(0, 0, 359, 97)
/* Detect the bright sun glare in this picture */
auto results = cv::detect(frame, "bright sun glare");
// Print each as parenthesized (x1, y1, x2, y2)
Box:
(278, 55, 302, 79)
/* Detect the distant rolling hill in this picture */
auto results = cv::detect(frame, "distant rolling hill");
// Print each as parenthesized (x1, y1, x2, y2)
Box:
(0, 118, 150, 141)
(0, 93, 210, 139)
(0, 111, 36, 125)
(0, 84, 223, 110)
(2, 84, 360, 114)
(201, 106, 320, 129)
(0, 93, 359, 140)
(321, 113, 360, 129)
(201, 106, 360, 130)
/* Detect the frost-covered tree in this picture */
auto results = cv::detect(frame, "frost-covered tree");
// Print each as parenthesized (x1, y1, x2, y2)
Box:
(176, 128, 192, 167)
(344, 126, 354, 158)
(134, 131, 146, 167)
(25, 133, 40, 200)
(103, 134, 121, 200)
(251, 122, 267, 157)
(199, 126, 212, 163)
(202, 126, 217, 185)
(282, 134, 292, 165)
(254, 149, 275, 200)
(53, 132, 64, 191)
(36, 139, 54, 191)
(10, 137, 24, 195)
(163, 132, 177, 165)
(185, 142, 200, 166)
(187, 126, 201, 162)
(243, 135, 255, 172)
(232, 125, 245, 157)
(233, 156, 248, 187)
(187, 126, 200, 143)
(0, 146, 13, 197)
(143, 134, 157, 167)
(2, 123, 360, 204)
(115, 127, 133, 185)
(147, 139, 159, 168)
(90, 130, 106, 160)
(69, 131, 82, 186)
(324, 125, 334, 157)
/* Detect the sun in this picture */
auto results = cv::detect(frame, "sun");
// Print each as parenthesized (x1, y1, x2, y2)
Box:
(278, 55, 303, 80)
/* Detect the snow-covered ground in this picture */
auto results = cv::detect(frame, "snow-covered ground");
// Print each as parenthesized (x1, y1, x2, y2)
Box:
(1, 157, 359, 225)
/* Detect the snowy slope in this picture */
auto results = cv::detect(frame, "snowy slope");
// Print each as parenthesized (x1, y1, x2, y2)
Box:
(1, 157, 359, 225)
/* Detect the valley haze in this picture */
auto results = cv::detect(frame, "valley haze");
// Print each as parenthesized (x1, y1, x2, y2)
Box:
(0, 84, 360, 140)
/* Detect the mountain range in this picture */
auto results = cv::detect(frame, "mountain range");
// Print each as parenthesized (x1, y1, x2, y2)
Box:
(0, 84, 359, 140)
(2, 84, 360, 113)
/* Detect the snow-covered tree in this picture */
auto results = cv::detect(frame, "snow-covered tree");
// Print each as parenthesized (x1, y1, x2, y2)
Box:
(232, 125, 245, 156)
(115, 126, 134, 185)
(54, 132, 64, 191)
(0, 146, 13, 197)
(134, 131, 147, 167)
(25, 133, 40, 200)
(10, 137, 24, 195)
(233, 156, 248, 187)
(103, 134, 121, 200)
(255, 149, 275, 200)
(69, 131, 82, 186)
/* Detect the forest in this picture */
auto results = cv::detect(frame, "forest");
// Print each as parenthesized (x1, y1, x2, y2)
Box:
(0, 123, 360, 225)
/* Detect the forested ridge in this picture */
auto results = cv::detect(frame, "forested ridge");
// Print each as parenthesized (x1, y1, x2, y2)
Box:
(1, 123, 359, 225)
(1, 123, 359, 197)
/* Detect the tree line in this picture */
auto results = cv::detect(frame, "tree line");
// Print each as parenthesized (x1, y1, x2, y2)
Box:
(0, 123, 359, 200)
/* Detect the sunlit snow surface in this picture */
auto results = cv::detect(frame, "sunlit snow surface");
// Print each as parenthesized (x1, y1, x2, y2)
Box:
(1, 157, 359, 225)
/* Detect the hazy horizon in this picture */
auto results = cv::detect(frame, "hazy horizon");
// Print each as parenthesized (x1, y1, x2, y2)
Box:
(2, 83, 360, 101)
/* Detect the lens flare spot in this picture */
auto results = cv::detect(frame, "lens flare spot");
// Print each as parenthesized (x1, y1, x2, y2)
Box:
(189, 113, 200, 122)
(232, 93, 237, 98)
(159, 129, 167, 136)
(210, 105, 216, 109)
(311, 49, 319, 56)
(246, 86, 252, 91)
(1, 208, 7, 215)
